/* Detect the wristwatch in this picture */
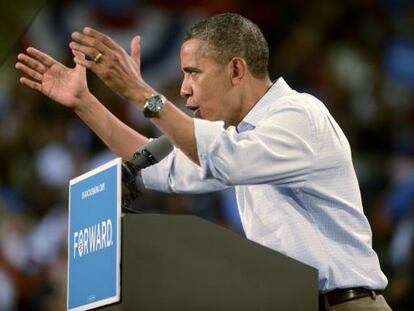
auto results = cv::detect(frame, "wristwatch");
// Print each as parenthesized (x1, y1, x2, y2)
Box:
(143, 94, 166, 118)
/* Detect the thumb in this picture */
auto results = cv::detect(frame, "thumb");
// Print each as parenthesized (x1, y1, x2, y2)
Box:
(130, 35, 141, 65)
(71, 49, 86, 72)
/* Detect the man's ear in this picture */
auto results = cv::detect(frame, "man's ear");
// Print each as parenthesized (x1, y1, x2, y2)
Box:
(229, 57, 247, 86)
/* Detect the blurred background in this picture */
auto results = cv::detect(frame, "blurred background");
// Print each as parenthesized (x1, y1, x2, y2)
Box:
(0, 0, 414, 309)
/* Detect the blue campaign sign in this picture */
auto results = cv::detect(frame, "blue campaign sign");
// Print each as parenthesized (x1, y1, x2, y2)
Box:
(67, 158, 121, 311)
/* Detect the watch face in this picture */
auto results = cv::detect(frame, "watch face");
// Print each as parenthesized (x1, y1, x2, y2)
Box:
(143, 94, 166, 117)
(148, 99, 162, 112)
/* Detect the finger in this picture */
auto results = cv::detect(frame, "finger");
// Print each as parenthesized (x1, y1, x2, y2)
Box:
(130, 36, 141, 64)
(71, 49, 86, 73)
(82, 27, 120, 51)
(71, 31, 111, 55)
(72, 51, 96, 70)
(71, 49, 86, 62)
(15, 62, 43, 82)
(26, 47, 57, 67)
(69, 41, 102, 62)
(17, 53, 48, 74)
(19, 76, 42, 92)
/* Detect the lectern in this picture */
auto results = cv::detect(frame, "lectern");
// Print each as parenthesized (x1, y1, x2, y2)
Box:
(99, 214, 318, 310)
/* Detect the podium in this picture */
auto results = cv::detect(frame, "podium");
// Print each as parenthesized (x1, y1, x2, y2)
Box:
(98, 214, 318, 310)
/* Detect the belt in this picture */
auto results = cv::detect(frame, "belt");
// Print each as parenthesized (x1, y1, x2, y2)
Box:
(319, 287, 381, 307)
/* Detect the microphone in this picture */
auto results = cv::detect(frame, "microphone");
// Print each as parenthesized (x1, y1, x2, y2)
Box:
(121, 135, 174, 213)
(122, 135, 174, 184)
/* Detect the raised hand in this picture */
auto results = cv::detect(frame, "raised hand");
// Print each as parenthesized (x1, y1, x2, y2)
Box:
(69, 27, 154, 105)
(16, 48, 90, 109)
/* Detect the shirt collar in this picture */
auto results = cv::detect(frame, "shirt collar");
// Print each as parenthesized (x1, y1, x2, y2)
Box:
(237, 77, 296, 133)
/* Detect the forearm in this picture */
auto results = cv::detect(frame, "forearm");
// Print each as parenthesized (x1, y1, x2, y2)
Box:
(150, 101, 199, 165)
(73, 93, 148, 160)
(130, 89, 199, 165)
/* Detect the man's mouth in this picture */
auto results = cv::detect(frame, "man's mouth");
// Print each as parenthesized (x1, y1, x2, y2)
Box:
(187, 104, 201, 118)
(194, 108, 201, 118)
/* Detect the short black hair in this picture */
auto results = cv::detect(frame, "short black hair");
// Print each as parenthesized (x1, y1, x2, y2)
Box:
(183, 13, 269, 79)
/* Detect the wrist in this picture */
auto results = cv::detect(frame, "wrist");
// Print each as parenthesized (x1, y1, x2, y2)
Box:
(129, 85, 156, 108)
(72, 92, 96, 114)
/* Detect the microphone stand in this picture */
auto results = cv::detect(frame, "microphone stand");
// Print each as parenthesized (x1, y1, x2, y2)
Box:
(121, 162, 142, 214)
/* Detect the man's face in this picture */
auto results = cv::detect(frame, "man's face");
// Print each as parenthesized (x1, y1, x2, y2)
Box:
(180, 39, 236, 124)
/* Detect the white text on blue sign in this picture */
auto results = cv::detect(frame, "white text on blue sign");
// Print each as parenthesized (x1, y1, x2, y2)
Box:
(73, 219, 113, 258)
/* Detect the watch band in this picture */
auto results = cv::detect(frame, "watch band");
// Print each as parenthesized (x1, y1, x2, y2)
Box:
(143, 107, 157, 118)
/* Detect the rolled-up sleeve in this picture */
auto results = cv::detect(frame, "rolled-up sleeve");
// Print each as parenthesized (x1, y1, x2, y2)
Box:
(141, 148, 176, 193)
(141, 146, 228, 193)
(194, 101, 316, 186)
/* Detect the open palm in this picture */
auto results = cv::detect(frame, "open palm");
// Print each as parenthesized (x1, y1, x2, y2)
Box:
(16, 48, 89, 109)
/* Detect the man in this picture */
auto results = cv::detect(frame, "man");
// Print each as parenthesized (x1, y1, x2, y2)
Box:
(16, 13, 391, 310)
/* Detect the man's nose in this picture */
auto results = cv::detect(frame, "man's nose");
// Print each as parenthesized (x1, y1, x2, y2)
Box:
(180, 78, 192, 98)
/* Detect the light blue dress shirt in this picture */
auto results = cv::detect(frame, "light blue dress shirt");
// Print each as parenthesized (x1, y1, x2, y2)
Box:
(142, 78, 388, 292)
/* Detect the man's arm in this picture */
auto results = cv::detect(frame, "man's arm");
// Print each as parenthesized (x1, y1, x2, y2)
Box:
(143, 99, 198, 164)
(70, 28, 200, 164)
(15, 47, 148, 160)
(73, 93, 148, 160)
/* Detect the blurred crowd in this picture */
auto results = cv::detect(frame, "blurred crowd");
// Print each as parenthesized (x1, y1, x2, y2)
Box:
(0, 0, 413, 310)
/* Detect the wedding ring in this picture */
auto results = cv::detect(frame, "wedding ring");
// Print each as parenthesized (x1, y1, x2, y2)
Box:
(93, 52, 103, 63)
